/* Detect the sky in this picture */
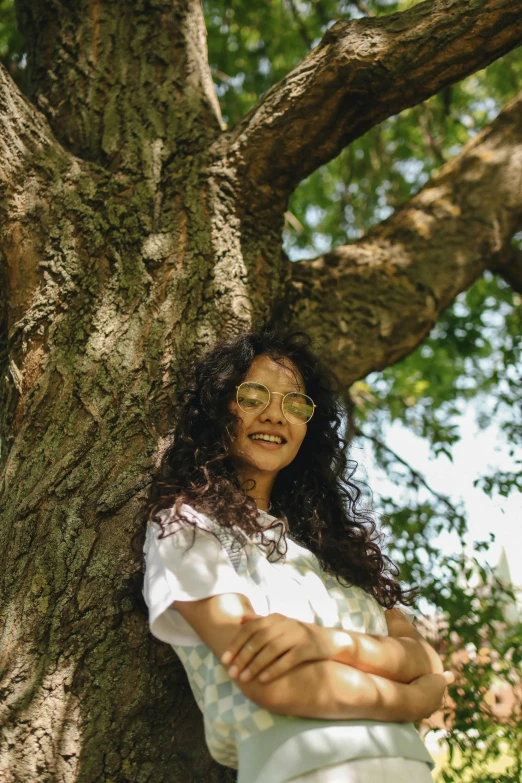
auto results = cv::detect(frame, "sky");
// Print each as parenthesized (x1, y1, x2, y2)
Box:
(354, 406, 522, 590)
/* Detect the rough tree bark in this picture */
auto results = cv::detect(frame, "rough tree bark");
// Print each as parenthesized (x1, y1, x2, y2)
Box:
(0, 0, 521, 781)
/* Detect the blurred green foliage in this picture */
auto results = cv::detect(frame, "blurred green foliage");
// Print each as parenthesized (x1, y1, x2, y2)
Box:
(1, 0, 521, 779)
(0, 0, 25, 89)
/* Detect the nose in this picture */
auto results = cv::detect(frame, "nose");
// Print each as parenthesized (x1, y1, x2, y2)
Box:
(260, 392, 284, 423)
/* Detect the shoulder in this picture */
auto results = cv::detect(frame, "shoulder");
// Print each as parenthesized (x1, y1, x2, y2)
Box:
(144, 502, 228, 565)
(149, 501, 219, 537)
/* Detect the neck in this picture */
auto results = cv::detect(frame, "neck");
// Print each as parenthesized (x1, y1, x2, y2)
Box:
(255, 500, 272, 513)
(236, 469, 275, 513)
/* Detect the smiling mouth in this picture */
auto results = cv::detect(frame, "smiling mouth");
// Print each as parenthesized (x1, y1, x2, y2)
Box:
(248, 435, 286, 446)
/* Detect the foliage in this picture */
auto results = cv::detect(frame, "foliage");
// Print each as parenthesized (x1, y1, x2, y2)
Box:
(2, 0, 521, 779)
(361, 269, 522, 779)
(0, 0, 25, 89)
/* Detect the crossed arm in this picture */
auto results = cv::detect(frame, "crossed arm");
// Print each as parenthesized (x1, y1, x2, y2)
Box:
(222, 605, 443, 685)
(335, 606, 444, 682)
(174, 592, 452, 722)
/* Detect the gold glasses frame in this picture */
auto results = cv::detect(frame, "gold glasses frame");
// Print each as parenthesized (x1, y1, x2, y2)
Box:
(235, 382, 316, 425)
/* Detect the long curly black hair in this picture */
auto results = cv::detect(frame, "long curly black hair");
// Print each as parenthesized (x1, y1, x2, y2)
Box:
(145, 325, 412, 609)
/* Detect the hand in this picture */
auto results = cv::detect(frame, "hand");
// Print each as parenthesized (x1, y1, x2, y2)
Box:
(406, 670, 454, 722)
(221, 613, 334, 683)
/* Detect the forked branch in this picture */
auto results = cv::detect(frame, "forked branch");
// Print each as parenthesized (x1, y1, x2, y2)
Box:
(225, 0, 522, 208)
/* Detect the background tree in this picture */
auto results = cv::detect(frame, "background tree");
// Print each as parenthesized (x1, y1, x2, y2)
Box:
(1, 1, 521, 781)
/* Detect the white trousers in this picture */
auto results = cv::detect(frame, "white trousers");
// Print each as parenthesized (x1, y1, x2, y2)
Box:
(286, 757, 433, 782)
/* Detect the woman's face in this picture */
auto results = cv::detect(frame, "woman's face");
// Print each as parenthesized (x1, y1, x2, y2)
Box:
(227, 354, 308, 479)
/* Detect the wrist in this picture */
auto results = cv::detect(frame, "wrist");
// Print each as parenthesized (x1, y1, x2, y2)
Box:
(401, 681, 426, 723)
(324, 627, 357, 664)
(399, 685, 417, 723)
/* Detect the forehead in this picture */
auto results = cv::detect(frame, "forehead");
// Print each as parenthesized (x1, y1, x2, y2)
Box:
(244, 354, 304, 392)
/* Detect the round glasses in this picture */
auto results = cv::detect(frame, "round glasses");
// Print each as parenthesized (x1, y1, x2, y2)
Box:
(235, 382, 316, 425)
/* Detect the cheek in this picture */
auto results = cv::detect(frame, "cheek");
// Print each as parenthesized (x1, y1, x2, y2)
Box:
(291, 427, 307, 455)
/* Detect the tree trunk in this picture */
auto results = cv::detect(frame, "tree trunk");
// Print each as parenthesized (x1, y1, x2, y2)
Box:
(1, 1, 522, 781)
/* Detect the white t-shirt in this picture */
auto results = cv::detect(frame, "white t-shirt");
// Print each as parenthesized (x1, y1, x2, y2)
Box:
(142, 502, 433, 783)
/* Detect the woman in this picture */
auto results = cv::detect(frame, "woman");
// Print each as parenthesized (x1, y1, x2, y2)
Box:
(142, 327, 452, 783)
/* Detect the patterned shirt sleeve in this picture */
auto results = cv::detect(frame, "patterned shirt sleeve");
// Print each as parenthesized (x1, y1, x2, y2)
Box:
(143, 507, 254, 646)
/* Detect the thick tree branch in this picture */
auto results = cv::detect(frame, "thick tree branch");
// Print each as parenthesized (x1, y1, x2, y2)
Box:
(0, 62, 71, 335)
(0, 63, 65, 183)
(16, 0, 223, 174)
(284, 90, 522, 386)
(225, 0, 522, 207)
(489, 243, 522, 294)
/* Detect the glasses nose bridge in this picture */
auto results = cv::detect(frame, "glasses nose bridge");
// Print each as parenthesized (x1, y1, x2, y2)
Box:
(263, 389, 285, 417)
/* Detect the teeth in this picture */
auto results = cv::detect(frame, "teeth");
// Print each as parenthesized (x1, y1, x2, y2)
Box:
(251, 434, 284, 444)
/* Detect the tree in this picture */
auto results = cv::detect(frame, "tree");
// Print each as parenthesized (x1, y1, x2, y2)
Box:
(1, 0, 521, 780)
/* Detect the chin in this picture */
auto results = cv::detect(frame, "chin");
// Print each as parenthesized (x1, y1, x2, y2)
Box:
(244, 453, 285, 471)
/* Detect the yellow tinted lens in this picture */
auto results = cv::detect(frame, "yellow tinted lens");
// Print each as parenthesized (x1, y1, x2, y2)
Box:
(237, 382, 269, 412)
(283, 393, 314, 423)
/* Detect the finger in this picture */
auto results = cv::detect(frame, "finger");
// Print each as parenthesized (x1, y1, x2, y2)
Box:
(228, 628, 278, 678)
(228, 641, 261, 678)
(240, 613, 260, 624)
(238, 636, 291, 682)
(257, 650, 299, 683)
(220, 620, 264, 665)
(443, 670, 455, 685)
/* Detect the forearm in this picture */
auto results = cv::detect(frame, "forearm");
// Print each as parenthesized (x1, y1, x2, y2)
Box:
(326, 628, 443, 683)
(240, 658, 416, 722)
